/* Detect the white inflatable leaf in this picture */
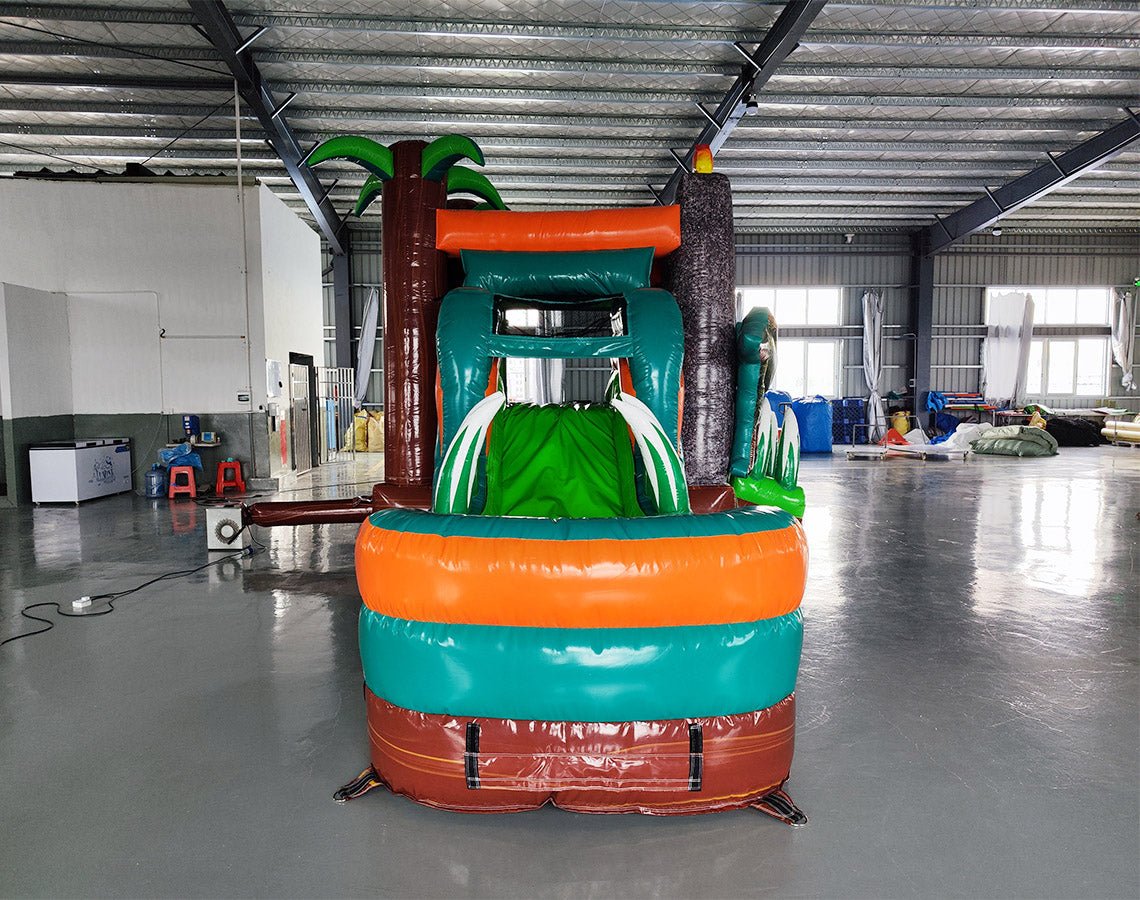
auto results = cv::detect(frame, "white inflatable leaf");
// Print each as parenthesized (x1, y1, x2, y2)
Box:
(765, 405, 780, 478)
(433, 391, 505, 514)
(751, 397, 775, 480)
(777, 412, 800, 489)
(611, 393, 690, 514)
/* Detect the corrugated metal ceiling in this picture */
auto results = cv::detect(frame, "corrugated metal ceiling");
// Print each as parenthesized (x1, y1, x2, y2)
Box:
(0, 0, 1137, 233)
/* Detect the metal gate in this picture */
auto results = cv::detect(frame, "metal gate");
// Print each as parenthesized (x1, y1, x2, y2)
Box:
(289, 363, 313, 475)
(316, 366, 356, 463)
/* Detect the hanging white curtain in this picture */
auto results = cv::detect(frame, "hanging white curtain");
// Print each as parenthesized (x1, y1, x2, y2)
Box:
(983, 291, 1035, 407)
(354, 287, 379, 407)
(506, 308, 565, 404)
(861, 289, 886, 438)
(1110, 288, 1136, 391)
(520, 358, 564, 405)
(526, 309, 565, 404)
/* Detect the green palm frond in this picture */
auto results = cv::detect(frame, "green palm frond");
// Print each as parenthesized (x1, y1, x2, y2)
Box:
(353, 174, 385, 217)
(445, 166, 507, 210)
(306, 135, 394, 180)
(421, 134, 484, 181)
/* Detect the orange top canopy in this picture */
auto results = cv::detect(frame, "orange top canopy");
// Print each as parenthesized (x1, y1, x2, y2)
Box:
(436, 206, 682, 257)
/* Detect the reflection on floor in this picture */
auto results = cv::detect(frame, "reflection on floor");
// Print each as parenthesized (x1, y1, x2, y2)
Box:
(272, 452, 385, 501)
(0, 447, 1137, 898)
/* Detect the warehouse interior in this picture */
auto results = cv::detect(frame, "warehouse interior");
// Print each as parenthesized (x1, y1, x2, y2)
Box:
(0, 1, 1137, 897)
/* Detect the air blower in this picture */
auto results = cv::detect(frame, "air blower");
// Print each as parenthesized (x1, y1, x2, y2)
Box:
(206, 504, 250, 552)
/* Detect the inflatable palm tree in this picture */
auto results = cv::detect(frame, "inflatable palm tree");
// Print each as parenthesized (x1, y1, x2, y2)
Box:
(306, 134, 506, 486)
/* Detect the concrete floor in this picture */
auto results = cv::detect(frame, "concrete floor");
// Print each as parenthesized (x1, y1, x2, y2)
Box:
(1, 449, 1137, 898)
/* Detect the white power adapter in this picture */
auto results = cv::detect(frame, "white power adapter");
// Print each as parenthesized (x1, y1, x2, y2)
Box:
(72, 596, 93, 610)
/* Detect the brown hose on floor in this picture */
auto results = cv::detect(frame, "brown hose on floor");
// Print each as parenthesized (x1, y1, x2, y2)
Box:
(243, 483, 433, 527)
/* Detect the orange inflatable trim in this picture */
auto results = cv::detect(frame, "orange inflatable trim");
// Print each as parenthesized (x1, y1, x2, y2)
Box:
(436, 206, 682, 257)
(356, 519, 807, 629)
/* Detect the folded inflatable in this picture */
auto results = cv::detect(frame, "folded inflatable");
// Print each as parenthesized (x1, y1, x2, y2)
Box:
(971, 424, 1059, 457)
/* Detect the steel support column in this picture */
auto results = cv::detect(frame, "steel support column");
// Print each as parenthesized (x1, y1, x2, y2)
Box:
(909, 234, 935, 419)
(658, 0, 827, 204)
(188, 0, 346, 255)
(332, 230, 353, 369)
(925, 111, 1140, 253)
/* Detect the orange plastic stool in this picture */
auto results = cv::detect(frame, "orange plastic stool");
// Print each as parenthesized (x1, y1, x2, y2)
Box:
(215, 459, 246, 495)
(168, 465, 197, 499)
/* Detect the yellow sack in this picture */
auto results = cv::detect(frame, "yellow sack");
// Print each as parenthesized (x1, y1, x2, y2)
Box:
(353, 411, 369, 451)
(1028, 410, 1047, 429)
(891, 411, 911, 435)
(366, 410, 384, 452)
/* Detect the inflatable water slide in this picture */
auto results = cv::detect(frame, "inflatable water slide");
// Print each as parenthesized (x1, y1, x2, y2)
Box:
(250, 135, 809, 821)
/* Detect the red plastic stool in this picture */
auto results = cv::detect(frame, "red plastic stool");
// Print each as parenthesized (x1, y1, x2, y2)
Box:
(168, 465, 197, 499)
(215, 459, 246, 495)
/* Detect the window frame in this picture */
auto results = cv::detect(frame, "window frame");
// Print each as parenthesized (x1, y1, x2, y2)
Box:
(738, 285, 842, 326)
(737, 285, 846, 399)
(775, 337, 842, 399)
(1027, 336, 1109, 399)
(985, 286, 1111, 328)
(986, 285, 1112, 400)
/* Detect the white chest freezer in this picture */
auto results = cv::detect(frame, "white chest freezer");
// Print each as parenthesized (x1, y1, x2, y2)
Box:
(29, 438, 133, 504)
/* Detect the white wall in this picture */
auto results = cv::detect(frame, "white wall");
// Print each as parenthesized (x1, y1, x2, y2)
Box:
(0, 178, 323, 417)
(67, 291, 162, 414)
(0, 282, 72, 418)
(257, 185, 324, 368)
(251, 186, 325, 477)
(0, 179, 251, 414)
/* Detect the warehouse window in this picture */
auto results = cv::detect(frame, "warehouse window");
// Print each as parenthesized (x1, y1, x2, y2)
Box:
(1025, 338, 1107, 396)
(738, 286, 842, 326)
(778, 339, 840, 397)
(739, 287, 843, 396)
(986, 286, 1111, 397)
(985, 286, 1111, 327)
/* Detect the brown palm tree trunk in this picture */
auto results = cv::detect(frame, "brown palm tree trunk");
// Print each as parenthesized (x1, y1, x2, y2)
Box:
(381, 140, 447, 485)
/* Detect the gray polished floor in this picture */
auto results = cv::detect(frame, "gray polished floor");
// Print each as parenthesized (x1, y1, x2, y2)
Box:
(1, 449, 1137, 898)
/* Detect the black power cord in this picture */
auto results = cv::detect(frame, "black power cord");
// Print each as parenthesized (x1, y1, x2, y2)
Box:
(0, 544, 264, 652)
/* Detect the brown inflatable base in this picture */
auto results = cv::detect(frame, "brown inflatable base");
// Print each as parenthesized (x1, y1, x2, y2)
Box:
(247, 484, 736, 528)
(365, 690, 795, 815)
(687, 483, 741, 514)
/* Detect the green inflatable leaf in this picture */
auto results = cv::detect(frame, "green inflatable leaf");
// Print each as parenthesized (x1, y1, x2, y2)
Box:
(305, 135, 394, 180)
(445, 166, 507, 210)
(730, 475, 806, 519)
(353, 174, 384, 216)
(421, 134, 484, 181)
